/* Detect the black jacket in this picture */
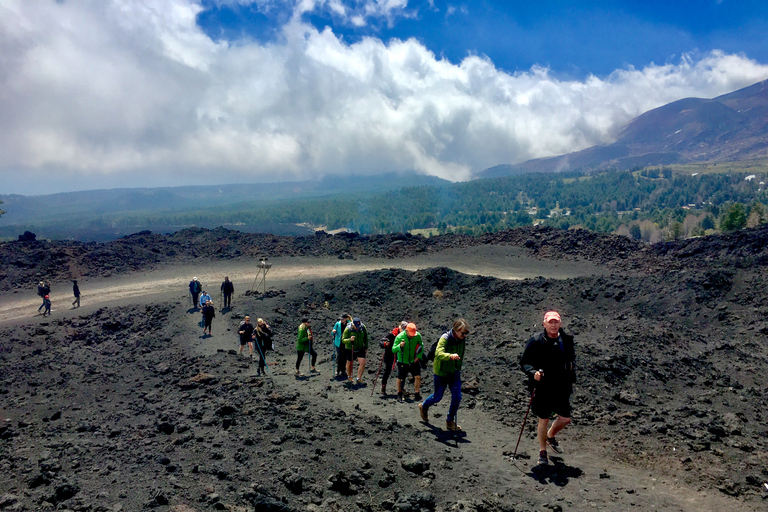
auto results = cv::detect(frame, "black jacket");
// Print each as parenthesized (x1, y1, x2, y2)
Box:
(255, 325, 273, 351)
(221, 281, 234, 294)
(520, 328, 576, 392)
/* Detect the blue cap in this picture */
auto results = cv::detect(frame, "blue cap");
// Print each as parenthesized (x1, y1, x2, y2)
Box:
(353, 318, 361, 326)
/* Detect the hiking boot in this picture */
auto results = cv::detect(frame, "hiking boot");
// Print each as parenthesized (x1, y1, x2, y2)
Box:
(295, 369, 303, 377)
(380, 385, 387, 396)
(538, 450, 549, 465)
(414, 392, 422, 400)
(310, 367, 318, 373)
(418, 402, 429, 422)
(398, 393, 404, 403)
(546, 437, 563, 454)
(445, 421, 462, 432)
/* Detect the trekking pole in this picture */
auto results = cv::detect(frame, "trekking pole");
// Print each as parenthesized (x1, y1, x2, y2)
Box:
(307, 328, 313, 375)
(370, 351, 385, 396)
(512, 388, 536, 459)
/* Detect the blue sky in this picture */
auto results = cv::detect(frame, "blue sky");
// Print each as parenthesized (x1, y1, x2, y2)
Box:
(1, 0, 768, 195)
(197, 1, 768, 77)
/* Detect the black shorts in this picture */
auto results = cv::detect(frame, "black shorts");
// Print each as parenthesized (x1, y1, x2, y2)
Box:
(531, 388, 572, 420)
(345, 348, 366, 360)
(397, 362, 421, 380)
(239, 337, 250, 346)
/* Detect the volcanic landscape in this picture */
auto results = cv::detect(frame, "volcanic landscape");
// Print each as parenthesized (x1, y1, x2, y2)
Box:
(1, 226, 767, 511)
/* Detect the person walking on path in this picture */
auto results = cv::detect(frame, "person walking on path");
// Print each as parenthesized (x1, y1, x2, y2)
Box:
(254, 318, 273, 375)
(201, 300, 216, 337)
(189, 277, 202, 308)
(379, 321, 406, 396)
(418, 318, 470, 432)
(221, 276, 234, 309)
(296, 318, 318, 376)
(520, 311, 576, 466)
(392, 322, 424, 402)
(42, 294, 52, 316)
(37, 281, 50, 313)
(332, 314, 351, 379)
(238, 315, 255, 360)
(342, 317, 369, 385)
(71, 280, 81, 308)
(199, 290, 212, 308)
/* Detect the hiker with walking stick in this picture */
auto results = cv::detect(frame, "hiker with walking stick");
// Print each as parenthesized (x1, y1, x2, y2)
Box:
(342, 318, 368, 386)
(332, 314, 351, 379)
(375, 321, 405, 396)
(296, 318, 318, 376)
(392, 322, 425, 402)
(520, 311, 576, 466)
(418, 318, 469, 432)
(254, 318, 273, 376)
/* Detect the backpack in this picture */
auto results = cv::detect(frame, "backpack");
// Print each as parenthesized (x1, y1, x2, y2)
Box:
(426, 340, 439, 362)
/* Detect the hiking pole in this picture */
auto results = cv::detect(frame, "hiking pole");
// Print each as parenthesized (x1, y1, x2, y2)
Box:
(307, 328, 313, 376)
(512, 388, 536, 459)
(370, 351, 385, 396)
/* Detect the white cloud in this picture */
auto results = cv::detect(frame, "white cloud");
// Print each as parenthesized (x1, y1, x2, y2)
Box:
(1, 0, 768, 194)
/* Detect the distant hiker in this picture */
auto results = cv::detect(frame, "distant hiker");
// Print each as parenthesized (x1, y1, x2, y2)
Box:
(254, 318, 273, 375)
(296, 318, 317, 376)
(342, 317, 369, 385)
(238, 315, 255, 359)
(221, 276, 234, 308)
(199, 290, 212, 308)
(418, 318, 470, 432)
(201, 300, 216, 336)
(37, 281, 50, 313)
(189, 277, 202, 308)
(332, 314, 351, 378)
(520, 311, 576, 466)
(42, 294, 52, 317)
(392, 322, 424, 402)
(71, 280, 81, 308)
(379, 321, 406, 396)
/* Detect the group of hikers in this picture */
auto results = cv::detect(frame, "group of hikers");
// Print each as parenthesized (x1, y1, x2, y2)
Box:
(294, 310, 576, 465)
(35, 280, 81, 316)
(186, 276, 575, 465)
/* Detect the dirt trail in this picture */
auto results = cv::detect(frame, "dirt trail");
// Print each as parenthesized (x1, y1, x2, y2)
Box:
(0, 247, 607, 325)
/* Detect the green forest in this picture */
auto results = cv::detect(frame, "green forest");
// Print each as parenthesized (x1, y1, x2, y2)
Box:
(5, 166, 768, 242)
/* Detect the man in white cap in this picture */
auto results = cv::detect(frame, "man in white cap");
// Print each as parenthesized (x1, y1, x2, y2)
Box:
(520, 310, 576, 466)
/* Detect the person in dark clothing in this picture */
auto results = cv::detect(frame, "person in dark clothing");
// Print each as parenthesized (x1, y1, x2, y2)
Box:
(189, 277, 202, 308)
(37, 281, 50, 313)
(296, 318, 318, 375)
(379, 321, 406, 396)
(238, 316, 255, 359)
(332, 314, 351, 378)
(42, 294, 52, 316)
(72, 280, 81, 308)
(201, 300, 216, 336)
(520, 311, 576, 466)
(221, 276, 234, 308)
(254, 318, 273, 375)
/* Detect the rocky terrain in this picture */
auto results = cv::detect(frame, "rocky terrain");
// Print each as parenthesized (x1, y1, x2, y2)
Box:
(1, 226, 768, 511)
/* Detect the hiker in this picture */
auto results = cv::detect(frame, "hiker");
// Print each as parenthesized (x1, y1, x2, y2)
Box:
(520, 311, 576, 466)
(342, 317, 368, 385)
(254, 318, 273, 375)
(332, 314, 351, 378)
(392, 322, 424, 402)
(199, 290, 212, 308)
(379, 321, 406, 396)
(71, 280, 81, 308)
(37, 281, 50, 313)
(201, 300, 216, 337)
(296, 318, 318, 376)
(221, 276, 234, 308)
(238, 315, 255, 360)
(42, 294, 52, 316)
(189, 277, 202, 308)
(418, 318, 470, 432)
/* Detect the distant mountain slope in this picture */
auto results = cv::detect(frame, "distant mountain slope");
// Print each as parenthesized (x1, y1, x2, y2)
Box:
(478, 79, 768, 178)
(0, 172, 448, 226)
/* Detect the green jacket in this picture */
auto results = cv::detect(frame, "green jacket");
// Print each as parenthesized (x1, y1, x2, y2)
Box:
(296, 324, 313, 352)
(391, 331, 423, 364)
(342, 324, 368, 351)
(433, 330, 465, 377)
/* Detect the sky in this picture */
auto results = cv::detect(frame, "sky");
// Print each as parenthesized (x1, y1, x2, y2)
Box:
(2, 0, 768, 195)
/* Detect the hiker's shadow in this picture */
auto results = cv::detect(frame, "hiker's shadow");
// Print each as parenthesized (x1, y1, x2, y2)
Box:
(422, 422, 471, 447)
(186, 307, 199, 314)
(527, 458, 583, 487)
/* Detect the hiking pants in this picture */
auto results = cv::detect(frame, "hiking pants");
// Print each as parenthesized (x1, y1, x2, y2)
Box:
(423, 371, 462, 423)
(223, 293, 232, 308)
(381, 350, 396, 388)
(296, 348, 317, 370)
(335, 344, 347, 374)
